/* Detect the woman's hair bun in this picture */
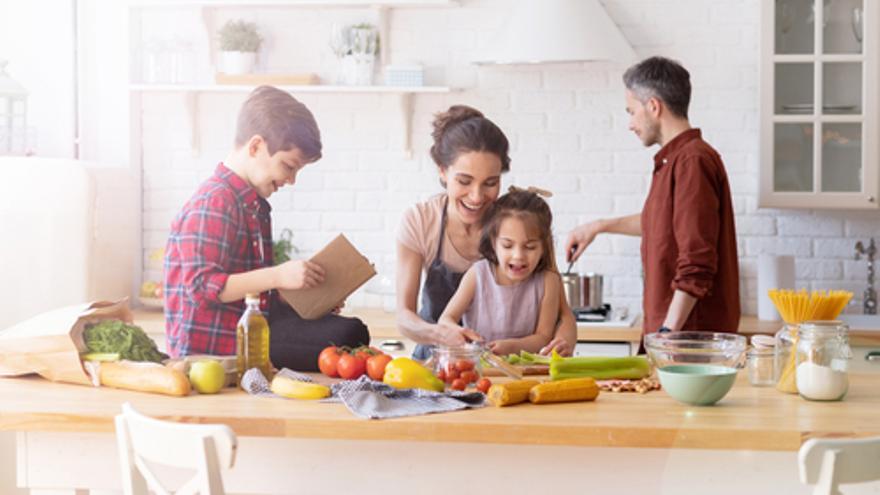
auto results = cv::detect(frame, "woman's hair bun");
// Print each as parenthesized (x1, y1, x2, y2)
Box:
(431, 105, 484, 143)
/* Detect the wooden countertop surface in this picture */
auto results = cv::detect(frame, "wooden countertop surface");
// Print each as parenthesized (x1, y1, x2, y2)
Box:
(1, 371, 878, 451)
(133, 308, 880, 347)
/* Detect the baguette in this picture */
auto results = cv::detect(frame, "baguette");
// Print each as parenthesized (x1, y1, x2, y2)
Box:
(99, 361, 191, 397)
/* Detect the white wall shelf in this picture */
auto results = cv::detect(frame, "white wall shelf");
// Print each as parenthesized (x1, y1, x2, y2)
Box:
(131, 84, 454, 157)
(130, 84, 452, 93)
(130, 0, 456, 7)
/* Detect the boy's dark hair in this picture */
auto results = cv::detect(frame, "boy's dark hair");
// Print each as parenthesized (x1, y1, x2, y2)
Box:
(479, 189, 556, 274)
(430, 105, 511, 179)
(235, 85, 322, 161)
(623, 56, 691, 119)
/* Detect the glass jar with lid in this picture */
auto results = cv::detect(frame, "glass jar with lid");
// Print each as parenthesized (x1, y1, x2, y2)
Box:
(747, 335, 776, 386)
(795, 320, 852, 401)
(431, 343, 483, 391)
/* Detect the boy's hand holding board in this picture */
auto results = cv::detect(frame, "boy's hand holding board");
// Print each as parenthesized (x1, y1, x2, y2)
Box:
(278, 234, 376, 319)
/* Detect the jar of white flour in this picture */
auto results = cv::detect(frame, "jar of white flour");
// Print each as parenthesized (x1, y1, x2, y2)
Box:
(795, 321, 852, 401)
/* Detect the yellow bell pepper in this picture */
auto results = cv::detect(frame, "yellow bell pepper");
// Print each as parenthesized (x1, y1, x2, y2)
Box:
(382, 357, 444, 392)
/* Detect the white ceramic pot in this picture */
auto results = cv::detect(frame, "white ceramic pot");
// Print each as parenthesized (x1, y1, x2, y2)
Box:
(220, 51, 256, 75)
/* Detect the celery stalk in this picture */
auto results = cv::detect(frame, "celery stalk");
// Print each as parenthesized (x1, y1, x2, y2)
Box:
(549, 354, 650, 381)
(518, 350, 551, 365)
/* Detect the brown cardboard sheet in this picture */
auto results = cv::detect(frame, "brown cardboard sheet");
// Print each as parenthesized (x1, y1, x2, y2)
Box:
(278, 234, 376, 320)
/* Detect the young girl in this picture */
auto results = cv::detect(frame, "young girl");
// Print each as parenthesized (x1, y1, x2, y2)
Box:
(438, 187, 561, 355)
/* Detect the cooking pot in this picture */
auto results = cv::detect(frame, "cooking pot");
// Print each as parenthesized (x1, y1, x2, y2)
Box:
(561, 272, 604, 311)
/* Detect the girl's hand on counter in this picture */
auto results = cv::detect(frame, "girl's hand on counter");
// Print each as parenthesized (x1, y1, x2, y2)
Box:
(487, 339, 519, 356)
(539, 336, 574, 357)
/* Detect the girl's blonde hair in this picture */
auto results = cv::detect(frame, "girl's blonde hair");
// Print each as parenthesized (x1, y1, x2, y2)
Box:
(479, 189, 556, 273)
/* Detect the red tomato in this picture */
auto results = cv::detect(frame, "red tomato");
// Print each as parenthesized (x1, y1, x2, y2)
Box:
(354, 346, 374, 362)
(436, 369, 447, 383)
(318, 346, 342, 377)
(454, 359, 475, 372)
(366, 353, 393, 381)
(476, 377, 492, 393)
(450, 378, 467, 391)
(337, 353, 367, 380)
(460, 370, 478, 384)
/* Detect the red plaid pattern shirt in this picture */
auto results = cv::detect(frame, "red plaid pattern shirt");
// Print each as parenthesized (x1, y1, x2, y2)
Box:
(163, 163, 274, 357)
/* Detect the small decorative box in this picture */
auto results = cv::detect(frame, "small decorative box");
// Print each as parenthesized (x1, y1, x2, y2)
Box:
(384, 64, 424, 87)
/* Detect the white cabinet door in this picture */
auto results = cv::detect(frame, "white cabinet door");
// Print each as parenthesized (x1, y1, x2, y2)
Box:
(760, 0, 879, 209)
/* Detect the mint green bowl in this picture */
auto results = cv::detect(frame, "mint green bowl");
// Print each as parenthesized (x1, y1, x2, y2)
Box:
(656, 365, 738, 406)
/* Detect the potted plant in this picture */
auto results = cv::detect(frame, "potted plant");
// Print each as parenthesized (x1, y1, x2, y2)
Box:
(217, 19, 263, 75)
(328, 22, 379, 85)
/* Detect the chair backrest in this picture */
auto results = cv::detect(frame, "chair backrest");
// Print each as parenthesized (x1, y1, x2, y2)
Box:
(799, 436, 880, 495)
(115, 402, 237, 495)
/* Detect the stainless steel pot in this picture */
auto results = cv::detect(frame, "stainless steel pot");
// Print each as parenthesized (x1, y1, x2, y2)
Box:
(561, 273, 581, 310)
(561, 272, 604, 310)
(580, 272, 604, 311)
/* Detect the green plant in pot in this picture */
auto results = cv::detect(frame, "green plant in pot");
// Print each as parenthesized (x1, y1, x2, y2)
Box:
(273, 228, 299, 265)
(217, 19, 263, 75)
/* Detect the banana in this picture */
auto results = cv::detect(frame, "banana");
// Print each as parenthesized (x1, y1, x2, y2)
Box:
(270, 375, 331, 400)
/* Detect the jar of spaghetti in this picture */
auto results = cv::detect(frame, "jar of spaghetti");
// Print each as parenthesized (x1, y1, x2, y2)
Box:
(773, 324, 798, 393)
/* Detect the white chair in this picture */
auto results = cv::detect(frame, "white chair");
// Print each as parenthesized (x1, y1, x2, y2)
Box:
(799, 436, 880, 495)
(115, 402, 238, 495)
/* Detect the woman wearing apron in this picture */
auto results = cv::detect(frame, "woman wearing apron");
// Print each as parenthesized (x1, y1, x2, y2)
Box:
(396, 105, 576, 360)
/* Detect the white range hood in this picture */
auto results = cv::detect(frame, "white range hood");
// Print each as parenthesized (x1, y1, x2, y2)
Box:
(473, 0, 637, 65)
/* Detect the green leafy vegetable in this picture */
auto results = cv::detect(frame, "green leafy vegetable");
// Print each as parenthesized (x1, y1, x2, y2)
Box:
(83, 320, 168, 363)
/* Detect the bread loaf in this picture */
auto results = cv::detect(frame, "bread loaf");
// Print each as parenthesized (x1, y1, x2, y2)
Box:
(99, 361, 191, 397)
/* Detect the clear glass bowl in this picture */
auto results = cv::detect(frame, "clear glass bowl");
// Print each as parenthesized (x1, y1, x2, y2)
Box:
(644, 331, 748, 370)
(645, 332, 748, 406)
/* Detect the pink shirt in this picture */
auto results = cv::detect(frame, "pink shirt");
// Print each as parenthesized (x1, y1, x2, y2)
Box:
(462, 260, 545, 342)
(397, 193, 476, 273)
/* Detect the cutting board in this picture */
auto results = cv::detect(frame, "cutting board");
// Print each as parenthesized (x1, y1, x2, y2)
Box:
(215, 73, 319, 86)
(482, 365, 549, 377)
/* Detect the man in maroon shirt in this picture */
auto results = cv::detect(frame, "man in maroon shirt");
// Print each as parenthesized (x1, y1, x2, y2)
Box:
(565, 56, 740, 337)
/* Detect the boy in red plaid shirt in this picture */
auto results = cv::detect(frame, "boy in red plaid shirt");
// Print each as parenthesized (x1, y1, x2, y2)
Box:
(164, 86, 368, 370)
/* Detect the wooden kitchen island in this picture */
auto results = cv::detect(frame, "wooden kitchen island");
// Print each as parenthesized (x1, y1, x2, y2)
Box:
(4, 369, 880, 494)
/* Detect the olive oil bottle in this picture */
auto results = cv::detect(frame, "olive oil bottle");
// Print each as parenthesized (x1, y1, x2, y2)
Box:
(236, 293, 272, 384)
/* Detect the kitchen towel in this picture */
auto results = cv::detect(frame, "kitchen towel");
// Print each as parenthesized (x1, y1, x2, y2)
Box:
(242, 369, 485, 419)
(757, 254, 795, 321)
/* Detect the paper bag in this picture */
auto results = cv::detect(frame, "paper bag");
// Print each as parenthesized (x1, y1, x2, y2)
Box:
(278, 234, 376, 320)
(0, 299, 132, 385)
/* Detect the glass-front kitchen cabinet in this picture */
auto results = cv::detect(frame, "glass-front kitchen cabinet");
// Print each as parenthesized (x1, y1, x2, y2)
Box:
(760, 0, 879, 209)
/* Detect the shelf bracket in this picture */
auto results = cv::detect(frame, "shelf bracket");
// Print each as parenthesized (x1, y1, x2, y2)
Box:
(377, 5, 390, 67)
(400, 92, 413, 159)
(184, 91, 201, 156)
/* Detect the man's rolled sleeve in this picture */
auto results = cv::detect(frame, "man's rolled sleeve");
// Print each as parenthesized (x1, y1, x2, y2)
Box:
(671, 157, 720, 299)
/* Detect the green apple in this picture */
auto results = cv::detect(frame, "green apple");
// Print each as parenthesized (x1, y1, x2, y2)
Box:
(188, 359, 226, 394)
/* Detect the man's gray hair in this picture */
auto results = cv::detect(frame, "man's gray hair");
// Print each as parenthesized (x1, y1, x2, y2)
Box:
(623, 56, 691, 119)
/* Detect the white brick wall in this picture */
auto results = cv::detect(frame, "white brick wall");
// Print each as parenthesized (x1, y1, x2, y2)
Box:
(138, 0, 879, 316)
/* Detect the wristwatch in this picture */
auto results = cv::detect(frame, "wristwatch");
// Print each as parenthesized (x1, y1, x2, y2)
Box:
(657, 326, 672, 334)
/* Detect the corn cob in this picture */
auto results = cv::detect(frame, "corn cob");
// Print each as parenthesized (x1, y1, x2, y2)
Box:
(528, 378, 599, 404)
(487, 379, 540, 407)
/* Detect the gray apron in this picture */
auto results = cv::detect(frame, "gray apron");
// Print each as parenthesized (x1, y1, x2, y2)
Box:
(412, 202, 465, 360)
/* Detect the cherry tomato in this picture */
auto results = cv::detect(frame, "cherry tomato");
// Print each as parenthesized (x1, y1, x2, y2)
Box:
(436, 369, 447, 383)
(354, 346, 374, 362)
(445, 367, 460, 382)
(476, 377, 492, 393)
(450, 378, 466, 391)
(454, 359, 475, 372)
(460, 370, 478, 384)
(318, 346, 342, 377)
(366, 353, 393, 381)
(337, 353, 367, 380)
